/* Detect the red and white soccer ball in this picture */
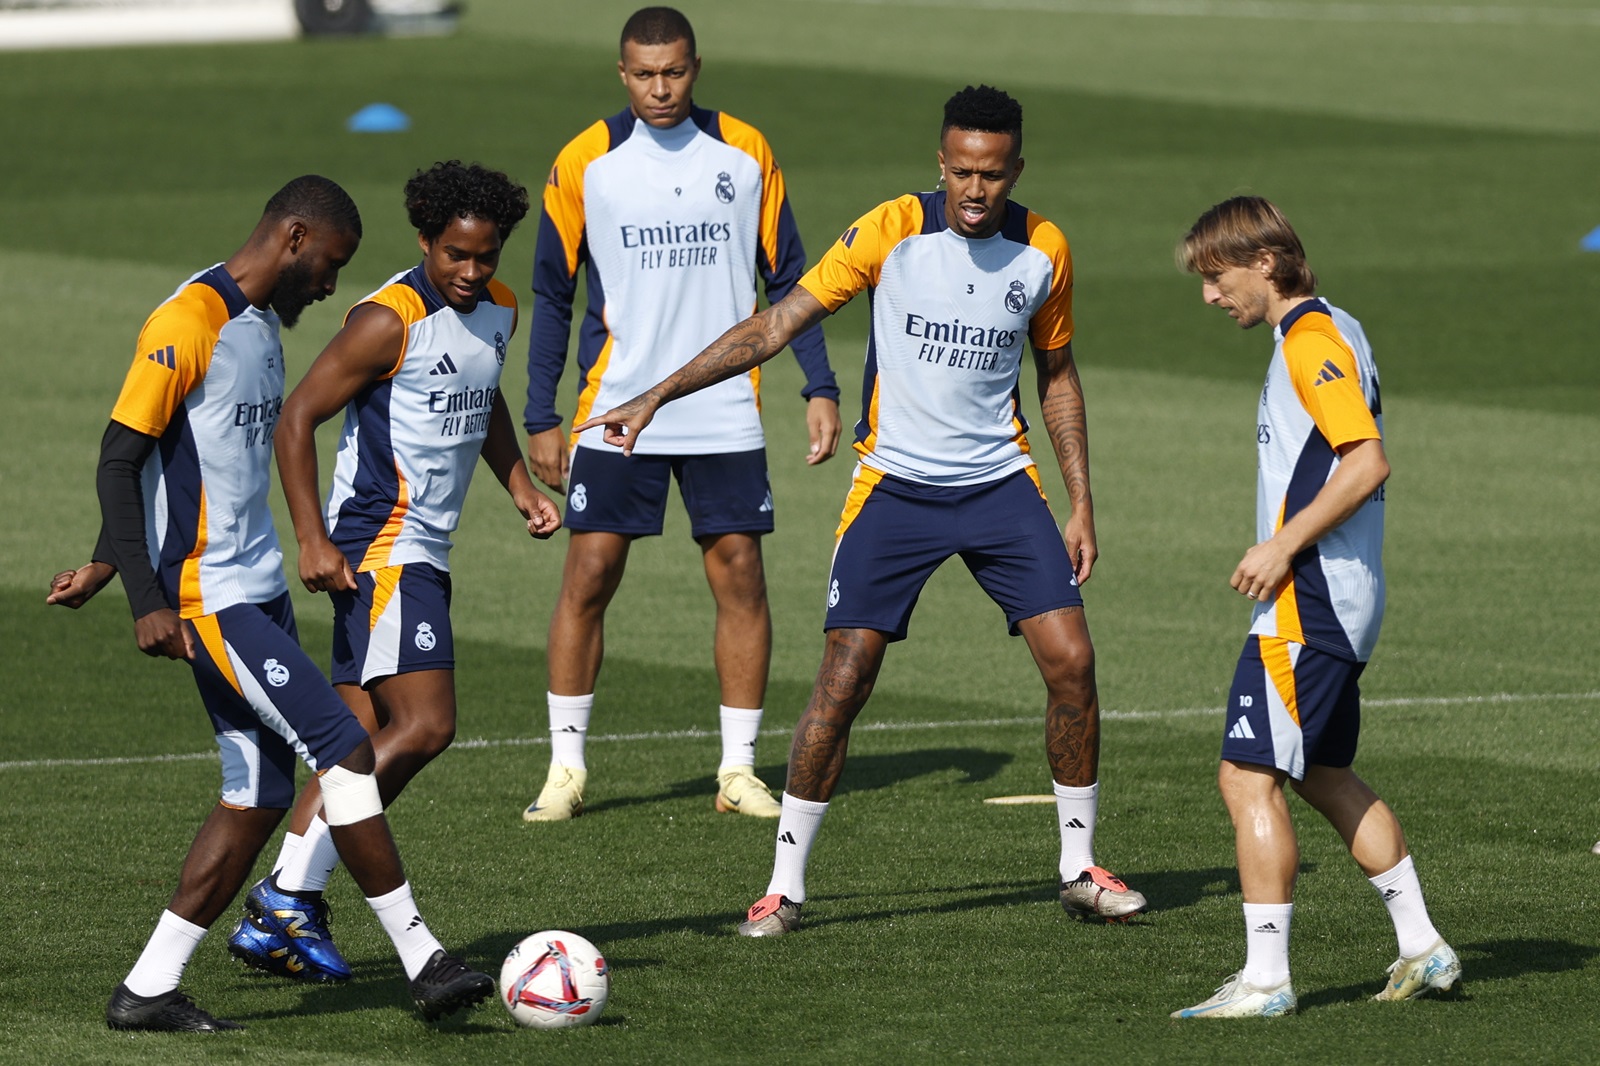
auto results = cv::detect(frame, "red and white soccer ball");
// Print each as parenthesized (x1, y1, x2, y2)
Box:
(499, 931, 610, 1030)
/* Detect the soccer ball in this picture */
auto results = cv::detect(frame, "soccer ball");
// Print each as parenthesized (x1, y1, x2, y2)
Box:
(499, 931, 610, 1029)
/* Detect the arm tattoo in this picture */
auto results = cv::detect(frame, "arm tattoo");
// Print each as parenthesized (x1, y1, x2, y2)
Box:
(1033, 342, 1091, 509)
(650, 292, 830, 408)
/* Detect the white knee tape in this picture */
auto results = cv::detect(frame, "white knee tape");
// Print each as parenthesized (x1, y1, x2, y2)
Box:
(319, 764, 384, 826)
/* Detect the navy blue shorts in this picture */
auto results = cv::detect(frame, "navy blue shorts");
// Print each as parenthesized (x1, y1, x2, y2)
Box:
(188, 593, 371, 809)
(823, 465, 1082, 641)
(330, 562, 455, 687)
(564, 446, 774, 539)
(1221, 634, 1365, 780)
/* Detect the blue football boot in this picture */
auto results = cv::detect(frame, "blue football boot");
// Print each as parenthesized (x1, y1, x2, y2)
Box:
(226, 878, 352, 983)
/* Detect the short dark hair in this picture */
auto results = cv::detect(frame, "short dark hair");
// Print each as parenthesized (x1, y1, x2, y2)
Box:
(942, 85, 1023, 150)
(263, 175, 361, 239)
(620, 6, 695, 55)
(1178, 195, 1317, 299)
(403, 161, 530, 242)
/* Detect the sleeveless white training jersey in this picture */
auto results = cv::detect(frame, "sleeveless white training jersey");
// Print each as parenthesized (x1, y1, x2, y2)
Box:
(111, 264, 288, 617)
(325, 265, 518, 572)
(799, 192, 1074, 487)
(1251, 298, 1386, 662)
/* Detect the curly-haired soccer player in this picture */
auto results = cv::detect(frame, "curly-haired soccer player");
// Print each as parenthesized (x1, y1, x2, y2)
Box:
(224, 161, 561, 981)
(575, 85, 1148, 935)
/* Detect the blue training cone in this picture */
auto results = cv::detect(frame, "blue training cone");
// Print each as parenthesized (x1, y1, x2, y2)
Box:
(1581, 225, 1600, 252)
(347, 103, 411, 133)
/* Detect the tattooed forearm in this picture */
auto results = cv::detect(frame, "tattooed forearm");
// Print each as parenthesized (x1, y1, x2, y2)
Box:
(651, 289, 831, 407)
(1045, 698, 1100, 786)
(786, 628, 885, 801)
(1033, 342, 1091, 509)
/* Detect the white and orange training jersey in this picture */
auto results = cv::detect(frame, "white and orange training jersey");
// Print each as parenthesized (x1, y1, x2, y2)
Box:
(523, 105, 836, 455)
(325, 265, 518, 573)
(110, 264, 288, 618)
(1251, 298, 1386, 661)
(798, 191, 1073, 487)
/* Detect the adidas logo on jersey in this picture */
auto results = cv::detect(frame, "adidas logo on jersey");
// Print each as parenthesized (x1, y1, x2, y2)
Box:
(146, 344, 176, 370)
(1228, 717, 1256, 740)
(1314, 359, 1346, 385)
(429, 353, 459, 376)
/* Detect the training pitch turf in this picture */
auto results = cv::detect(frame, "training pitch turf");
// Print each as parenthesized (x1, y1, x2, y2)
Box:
(1, 1, 1597, 1061)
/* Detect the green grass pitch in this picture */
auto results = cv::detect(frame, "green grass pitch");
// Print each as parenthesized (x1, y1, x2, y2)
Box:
(1, 0, 1597, 1061)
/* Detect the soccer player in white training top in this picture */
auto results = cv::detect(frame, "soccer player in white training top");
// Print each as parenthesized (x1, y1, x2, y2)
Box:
(47, 177, 497, 1030)
(222, 162, 560, 984)
(1170, 196, 1459, 1019)
(574, 85, 1148, 936)
(521, 6, 840, 823)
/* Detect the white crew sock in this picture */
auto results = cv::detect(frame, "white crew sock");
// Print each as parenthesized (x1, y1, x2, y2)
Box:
(124, 910, 207, 997)
(548, 692, 593, 770)
(1053, 780, 1099, 880)
(718, 705, 763, 771)
(764, 792, 830, 903)
(1241, 902, 1293, 988)
(270, 831, 304, 877)
(276, 815, 340, 894)
(1368, 855, 1441, 959)
(367, 882, 445, 981)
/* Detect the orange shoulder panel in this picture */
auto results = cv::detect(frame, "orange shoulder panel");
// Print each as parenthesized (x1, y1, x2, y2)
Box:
(1281, 312, 1380, 449)
(349, 283, 429, 380)
(486, 277, 519, 334)
(1025, 212, 1074, 351)
(798, 195, 923, 312)
(544, 120, 612, 277)
(110, 284, 227, 437)
(716, 112, 786, 272)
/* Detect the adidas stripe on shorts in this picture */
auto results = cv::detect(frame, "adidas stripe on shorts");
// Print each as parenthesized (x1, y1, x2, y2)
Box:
(1221, 634, 1364, 780)
(330, 562, 455, 687)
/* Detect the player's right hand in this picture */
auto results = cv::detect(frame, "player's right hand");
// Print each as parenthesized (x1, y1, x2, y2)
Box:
(298, 537, 358, 594)
(573, 393, 659, 456)
(134, 607, 193, 660)
(526, 427, 569, 495)
(46, 561, 116, 608)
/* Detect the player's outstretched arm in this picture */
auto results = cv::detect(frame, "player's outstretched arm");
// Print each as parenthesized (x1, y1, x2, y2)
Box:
(276, 303, 405, 594)
(576, 287, 831, 455)
(482, 393, 561, 540)
(1034, 341, 1096, 584)
(1232, 436, 1389, 602)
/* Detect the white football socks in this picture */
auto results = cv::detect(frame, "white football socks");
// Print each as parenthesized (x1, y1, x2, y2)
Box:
(276, 815, 340, 895)
(718, 705, 763, 771)
(765, 792, 829, 903)
(1241, 902, 1294, 988)
(270, 831, 304, 877)
(1053, 780, 1099, 880)
(548, 692, 593, 771)
(1369, 854, 1441, 959)
(366, 882, 444, 981)
(124, 909, 207, 997)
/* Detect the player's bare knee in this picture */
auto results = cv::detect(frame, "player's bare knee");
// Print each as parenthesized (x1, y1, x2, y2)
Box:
(335, 737, 377, 775)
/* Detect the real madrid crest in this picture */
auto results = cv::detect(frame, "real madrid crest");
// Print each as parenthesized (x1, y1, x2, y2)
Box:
(715, 171, 735, 204)
(494, 331, 506, 366)
(1004, 279, 1027, 314)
